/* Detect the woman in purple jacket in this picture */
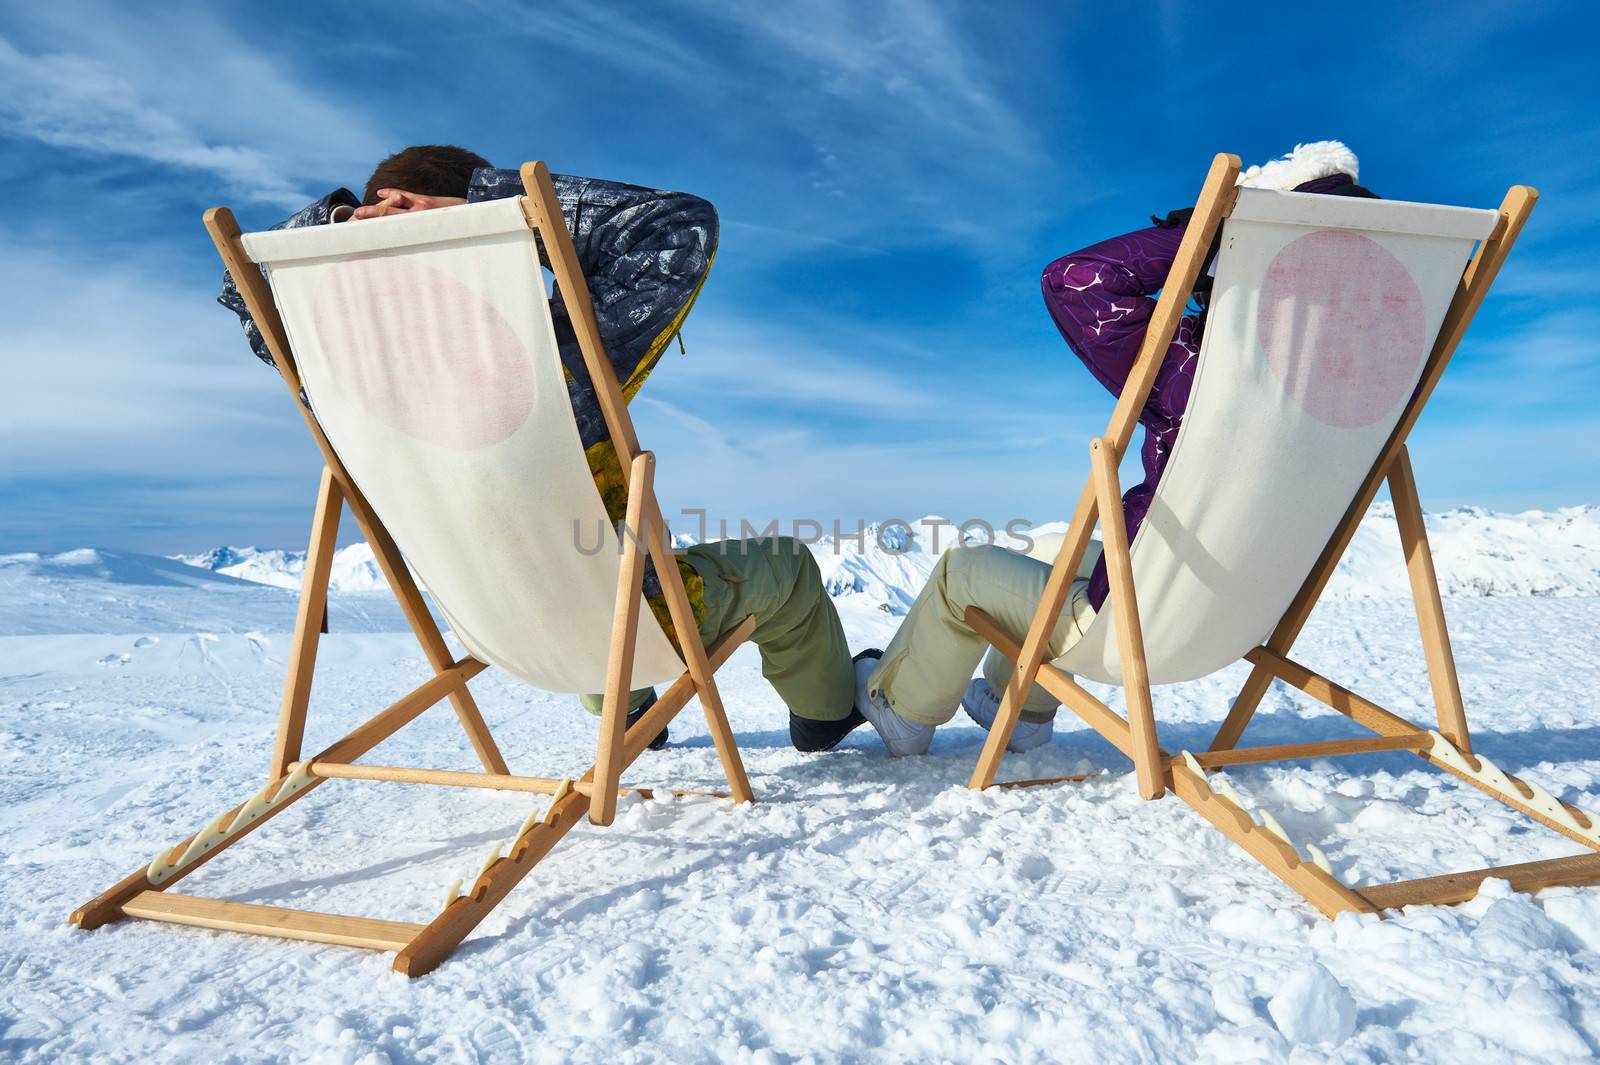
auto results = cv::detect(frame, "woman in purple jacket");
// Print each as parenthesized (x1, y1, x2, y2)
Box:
(849, 143, 1379, 757)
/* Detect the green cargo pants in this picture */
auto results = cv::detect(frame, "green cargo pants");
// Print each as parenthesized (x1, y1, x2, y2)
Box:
(581, 536, 855, 722)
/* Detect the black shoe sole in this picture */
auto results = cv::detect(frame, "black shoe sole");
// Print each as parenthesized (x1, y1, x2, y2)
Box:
(790, 707, 865, 752)
(789, 648, 883, 753)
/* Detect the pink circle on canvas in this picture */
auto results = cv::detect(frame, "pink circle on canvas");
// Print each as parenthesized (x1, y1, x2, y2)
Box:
(310, 255, 536, 450)
(1256, 230, 1427, 428)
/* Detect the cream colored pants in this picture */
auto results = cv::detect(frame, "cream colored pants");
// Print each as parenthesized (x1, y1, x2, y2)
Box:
(867, 535, 1103, 726)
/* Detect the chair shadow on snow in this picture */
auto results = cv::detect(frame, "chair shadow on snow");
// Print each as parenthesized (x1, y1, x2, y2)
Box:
(148, 707, 1600, 965)
(460, 822, 826, 962)
(652, 714, 1600, 789)
(231, 821, 518, 903)
(185, 708, 1600, 912)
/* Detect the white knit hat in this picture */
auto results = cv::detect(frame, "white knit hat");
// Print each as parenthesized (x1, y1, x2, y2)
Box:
(1237, 141, 1359, 190)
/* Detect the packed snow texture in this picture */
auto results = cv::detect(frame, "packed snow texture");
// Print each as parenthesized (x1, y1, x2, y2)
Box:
(4, 505, 1600, 1062)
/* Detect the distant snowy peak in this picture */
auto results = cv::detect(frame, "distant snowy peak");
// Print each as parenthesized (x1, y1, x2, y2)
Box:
(811, 516, 971, 614)
(1, 548, 257, 588)
(1331, 503, 1600, 599)
(812, 506, 1600, 612)
(170, 543, 388, 593)
(180, 546, 257, 571)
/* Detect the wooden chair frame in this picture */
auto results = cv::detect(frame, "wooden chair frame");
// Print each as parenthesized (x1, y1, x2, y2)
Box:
(70, 162, 754, 976)
(969, 154, 1600, 915)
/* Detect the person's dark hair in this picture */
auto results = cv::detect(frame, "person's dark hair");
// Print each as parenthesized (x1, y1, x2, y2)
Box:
(363, 145, 492, 205)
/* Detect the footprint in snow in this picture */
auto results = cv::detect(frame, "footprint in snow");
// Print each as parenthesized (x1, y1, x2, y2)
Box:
(469, 1016, 529, 1064)
(101, 636, 158, 666)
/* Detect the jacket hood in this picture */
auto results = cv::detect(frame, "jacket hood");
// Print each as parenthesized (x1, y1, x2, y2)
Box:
(1238, 141, 1359, 191)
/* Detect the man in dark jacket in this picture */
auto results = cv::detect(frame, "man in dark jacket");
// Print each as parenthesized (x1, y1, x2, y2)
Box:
(221, 146, 864, 753)
(224, 145, 718, 521)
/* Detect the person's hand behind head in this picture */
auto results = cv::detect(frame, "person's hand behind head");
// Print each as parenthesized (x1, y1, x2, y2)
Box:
(351, 189, 467, 220)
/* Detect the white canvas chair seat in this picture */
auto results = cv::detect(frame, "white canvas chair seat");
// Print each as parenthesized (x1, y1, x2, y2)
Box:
(967, 155, 1600, 921)
(1055, 189, 1499, 685)
(242, 198, 686, 693)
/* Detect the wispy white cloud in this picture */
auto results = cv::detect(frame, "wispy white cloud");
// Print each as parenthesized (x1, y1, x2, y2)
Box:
(633, 395, 746, 469)
(0, 227, 333, 551)
(0, 5, 389, 208)
(1446, 307, 1600, 402)
(721, 220, 891, 262)
(0, 37, 300, 208)
(1491, 248, 1600, 300)
(699, 0, 1035, 161)
(477, 0, 1032, 161)
(473, 0, 1051, 253)
(1409, 303, 1600, 508)
(0, 233, 306, 477)
(628, 303, 1105, 529)
(468, 1, 705, 85)
(648, 315, 947, 413)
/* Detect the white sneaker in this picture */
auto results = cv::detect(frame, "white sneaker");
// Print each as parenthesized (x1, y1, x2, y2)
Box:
(855, 654, 935, 757)
(961, 678, 1054, 753)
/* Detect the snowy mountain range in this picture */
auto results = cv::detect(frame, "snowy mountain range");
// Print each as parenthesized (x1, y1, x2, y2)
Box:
(175, 544, 393, 593)
(3, 504, 1592, 637)
(161, 504, 1600, 605)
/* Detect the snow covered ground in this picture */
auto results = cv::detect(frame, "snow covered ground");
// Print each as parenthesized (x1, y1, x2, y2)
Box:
(5, 509, 1600, 1063)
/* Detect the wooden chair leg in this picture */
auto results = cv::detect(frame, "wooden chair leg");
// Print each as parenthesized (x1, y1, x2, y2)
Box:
(973, 673, 1033, 788)
(969, 482, 1100, 790)
(591, 453, 653, 826)
(270, 465, 343, 779)
(1209, 667, 1272, 752)
(1166, 760, 1376, 917)
(1359, 854, 1600, 910)
(1090, 438, 1163, 799)
(77, 630, 769, 975)
(1388, 446, 1472, 756)
(687, 667, 749, 802)
(643, 496, 754, 804)
(965, 605, 1141, 760)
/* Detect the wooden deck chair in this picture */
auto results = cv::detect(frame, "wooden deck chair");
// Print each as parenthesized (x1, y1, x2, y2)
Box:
(70, 162, 755, 976)
(969, 153, 1600, 915)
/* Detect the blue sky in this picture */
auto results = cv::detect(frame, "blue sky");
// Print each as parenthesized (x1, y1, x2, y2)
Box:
(2, 0, 1596, 553)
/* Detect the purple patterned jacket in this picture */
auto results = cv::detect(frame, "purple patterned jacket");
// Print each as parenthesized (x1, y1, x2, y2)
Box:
(1042, 173, 1375, 608)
